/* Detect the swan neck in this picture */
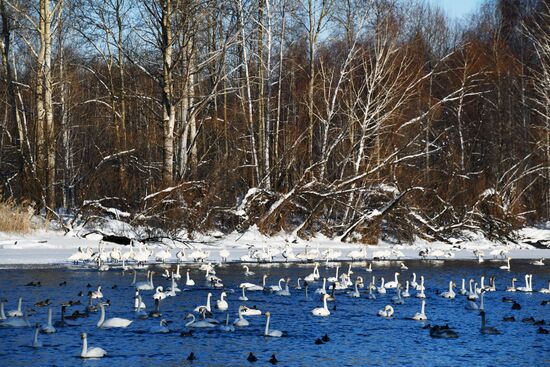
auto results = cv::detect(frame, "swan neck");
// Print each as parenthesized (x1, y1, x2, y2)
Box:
(48, 307, 52, 325)
(323, 296, 328, 310)
(0, 302, 5, 319)
(98, 304, 105, 326)
(265, 314, 270, 335)
(421, 300, 425, 314)
(18, 298, 22, 311)
(82, 336, 87, 356)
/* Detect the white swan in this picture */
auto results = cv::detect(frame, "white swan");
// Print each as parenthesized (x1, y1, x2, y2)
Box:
(296, 278, 302, 290)
(220, 313, 235, 332)
(532, 258, 544, 266)
(40, 307, 56, 334)
(467, 279, 478, 300)
(315, 278, 327, 295)
(441, 281, 456, 299)
(97, 303, 133, 328)
(243, 265, 255, 276)
(32, 324, 42, 348)
(378, 305, 394, 318)
(392, 285, 404, 304)
(517, 274, 532, 292)
(412, 299, 427, 320)
(176, 250, 186, 262)
(135, 295, 148, 319)
(137, 271, 155, 291)
(267, 277, 284, 292)
(348, 277, 363, 298)
(377, 277, 387, 294)
(233, 306, 249, 327)
(186, 269, 195, 286)
(240, 306, 262, 316)
(173, 264, 182, 279)
(327, 266, 339, 283)
(276, 279, 291, 296)
(239, 280, 263, 291)
(264, 312, 283, 337)
(150, 319, 170, 333)
(194, 293, 212, 313)
(410, 273, 418, 288)
(216, 292, 228, 311)
(80, 332, 107, 358)
(402, 281, 410, 298)
(304, 263, 320, 282)
(0, 299, 6, 320)
(415, 276, 425, 299)
(1, 309, 31, 328)
(499, 257, 511, 271)
(384, 272, 400, 289)
(7, 297, 23, 317)
(91, 286, 103, 299)
(505, 278, 517, 292)
(399, 262, 408, 270)
(153, 286, 167, 300)
(312, 294, 330, 317)
(219, 248, 230, 262)
(185, 313, 216, 328)
(238, 287, 249, 301)
(458, 279, 467, 295)
(540, 280, 550, 294)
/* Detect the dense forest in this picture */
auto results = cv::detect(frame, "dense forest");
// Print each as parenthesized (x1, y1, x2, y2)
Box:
(0, 0, 548, 243)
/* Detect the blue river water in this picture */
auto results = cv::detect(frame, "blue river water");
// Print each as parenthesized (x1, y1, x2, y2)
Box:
(0, 260, 548, 366)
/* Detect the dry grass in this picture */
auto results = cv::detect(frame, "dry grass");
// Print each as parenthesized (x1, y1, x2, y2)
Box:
(0, 197, 33, 233)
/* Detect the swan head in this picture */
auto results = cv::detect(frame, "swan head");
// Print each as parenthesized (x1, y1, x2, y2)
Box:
(81, 332, 87, 340)
(265, 311, 271, 317)
(185, 313, 194, 319)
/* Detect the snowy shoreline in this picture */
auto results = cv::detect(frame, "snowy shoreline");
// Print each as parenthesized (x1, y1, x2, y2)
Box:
(0, 225, 548, 266)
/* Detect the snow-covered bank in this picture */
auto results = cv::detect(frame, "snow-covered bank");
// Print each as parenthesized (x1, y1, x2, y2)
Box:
(0, 224, 548, 266)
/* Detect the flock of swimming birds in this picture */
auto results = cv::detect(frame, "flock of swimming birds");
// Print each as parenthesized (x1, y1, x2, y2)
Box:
(0, 240, 548, 363)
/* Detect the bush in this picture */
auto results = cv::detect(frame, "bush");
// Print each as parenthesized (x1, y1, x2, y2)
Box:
(0, 198, 33, 233)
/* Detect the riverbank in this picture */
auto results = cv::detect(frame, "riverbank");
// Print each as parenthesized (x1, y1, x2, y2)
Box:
(0, 224, 548, 266)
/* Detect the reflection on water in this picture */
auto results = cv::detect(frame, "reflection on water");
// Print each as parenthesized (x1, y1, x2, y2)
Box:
(0, 260, 548, 366)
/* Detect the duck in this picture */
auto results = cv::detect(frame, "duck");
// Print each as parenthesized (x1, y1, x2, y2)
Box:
(97, 303, 133, 328)
(312, 294, 330, 316)
(247, 352, 258, 362)
(243, 265, 255, 276)
(7, 297, 23, 317)
(479, 311, 501, 334)
(150, 319, 170, 333)
(216, 292, 228, 311)
(429, 324, 458, 338)
(185, 313, 216, 328)
(384, 272, 400, 289)
(503, 316, 515, 322)
(269, 354, 278, 364)
(187, 352, 197, 361)
(264, 311, 283, 337)
(512, 301, 521, 310)
(35, 299, 51, 308)
(233, 306, 250, 327)
(412, 299, 427, 321)
(378, 305, 394, 318)
(441, 281, 456, 299)
(220, 313, 235, 332)
(537, 327, 549, 334)
(80, 332, 106, 358)
(40, 307, 56, 334)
